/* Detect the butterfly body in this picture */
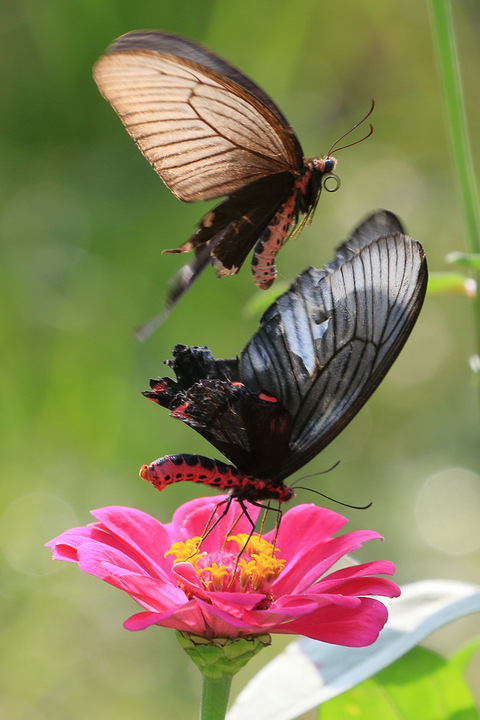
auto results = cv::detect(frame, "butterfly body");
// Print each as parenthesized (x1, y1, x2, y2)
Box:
(141, 211, 428, 505)
(94, 31, 338, 318)
(251, 158, 334, 288)
(140, 453, 294, 503)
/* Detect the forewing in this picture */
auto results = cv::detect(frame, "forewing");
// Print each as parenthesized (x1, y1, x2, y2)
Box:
(107, 31, 299, 131)
(325, 209, 405, 272)
(241, 228, 427, 479)
(93, 31, 303, 202)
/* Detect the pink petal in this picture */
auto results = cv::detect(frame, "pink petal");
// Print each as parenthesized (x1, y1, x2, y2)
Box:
(193, 598, 266, 636)
(90, 507, 172, 575)
(168, 495, 261, 550)
(272, 597, 390, 645)
(322, 560, 396, 582)
(308, 562, 399, 598)
(111, 573, 188, 611)
(76, 543, 154, 581)
(273, 593, 361, 612)
(46, 525, 111, 561)
(167, 496, 229, 538)
(171, 562, 211, 601)
(274, 530, 384, 595)
(125, 599, 208, 634)
(208, 590, 268, 613)
(269, 504, 348, 562)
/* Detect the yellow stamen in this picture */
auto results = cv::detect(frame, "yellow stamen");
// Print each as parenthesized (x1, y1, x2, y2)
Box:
(165, 537, 204, 568)
(230, 535, 286, 590)
(201, 562, 230, 591)
(165, 532, 286, 595)
(228, 533, 280, 556)
(237, 558, 257, 588)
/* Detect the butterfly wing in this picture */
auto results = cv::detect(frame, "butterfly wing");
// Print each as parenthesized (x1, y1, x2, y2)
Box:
(168, 171, 295, 265)
(168, 381, 293, 477)
(324, 208, 405, 271)
(143, 346, 292, 476)
(240, 210, 428, 480)
(106, 31, 299, 131)
(93, 30, 303, 202)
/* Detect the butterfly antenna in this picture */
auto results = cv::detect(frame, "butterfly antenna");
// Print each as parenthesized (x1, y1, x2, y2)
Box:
(291, 460, 341, 484)
(293, 486, 373, 511)
(292, 462, 372, 510)
(327, 99, 375, 155)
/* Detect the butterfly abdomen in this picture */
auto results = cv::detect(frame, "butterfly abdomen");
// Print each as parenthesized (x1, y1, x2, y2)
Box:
(140, 452, 293, 503)
(140, 453, 241, 491)
(251, 193, 297, 289)
(251, 158, 336, 290)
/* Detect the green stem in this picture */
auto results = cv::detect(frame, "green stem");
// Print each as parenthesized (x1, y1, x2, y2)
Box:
(200, 674, 232, 720)
(428, 0, 480, 363)
(176, 631, 270, 719)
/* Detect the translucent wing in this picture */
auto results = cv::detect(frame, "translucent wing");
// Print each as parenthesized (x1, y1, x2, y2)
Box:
(106, 31, 298, 130)
(93, 30, 303, 202)
(240, 210, 428, 480)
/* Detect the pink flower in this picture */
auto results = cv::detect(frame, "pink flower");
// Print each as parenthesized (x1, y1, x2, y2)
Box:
(46, 496, 399, 647)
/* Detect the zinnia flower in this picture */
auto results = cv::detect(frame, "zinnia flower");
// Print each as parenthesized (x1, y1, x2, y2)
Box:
(47, 496, 399, 647)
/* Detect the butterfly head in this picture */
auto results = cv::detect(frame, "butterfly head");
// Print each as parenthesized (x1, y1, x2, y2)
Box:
(314, 156, 337, 176)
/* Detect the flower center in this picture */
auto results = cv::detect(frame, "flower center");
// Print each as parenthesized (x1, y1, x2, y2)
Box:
(165, 533, 285, 597)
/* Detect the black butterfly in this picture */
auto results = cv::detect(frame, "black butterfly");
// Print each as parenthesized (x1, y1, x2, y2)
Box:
(140, 210, 428, 505)
(94, 31, 370, 335)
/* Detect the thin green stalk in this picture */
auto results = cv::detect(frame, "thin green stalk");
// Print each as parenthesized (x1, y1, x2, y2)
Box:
(428, 0, 480, 364)
(200, 674, 232, 720)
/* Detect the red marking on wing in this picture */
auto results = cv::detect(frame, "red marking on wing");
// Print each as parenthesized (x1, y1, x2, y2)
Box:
(259, 392, 278, 403)
(146, 380, 170, 404)
(171, 401, 189, 418)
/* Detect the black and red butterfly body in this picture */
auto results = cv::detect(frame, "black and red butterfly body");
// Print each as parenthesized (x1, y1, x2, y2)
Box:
(142, 453, 294, 504)
(140, 210, 428, 505)
(93, 31, 340, 321)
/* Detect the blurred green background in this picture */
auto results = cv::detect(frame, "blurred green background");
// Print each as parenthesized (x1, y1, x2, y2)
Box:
(1, 1, 479, 718)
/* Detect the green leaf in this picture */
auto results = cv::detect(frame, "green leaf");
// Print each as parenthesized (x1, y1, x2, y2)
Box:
(451, 638, 480, 674)
(427, 271, 471, 295)
(320, 646, 480, 720)
(445, 252, 480, 268)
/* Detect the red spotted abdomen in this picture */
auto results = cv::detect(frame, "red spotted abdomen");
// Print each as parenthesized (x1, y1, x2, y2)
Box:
(251, 193, 297, 290)
(251, 169, 315, 291)
(140, 453, 294, 503)
(140, 453, 242, 492)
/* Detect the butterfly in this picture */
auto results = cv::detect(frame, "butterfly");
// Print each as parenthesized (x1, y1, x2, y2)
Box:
(93, 30, 372, 336)
(140, 210, 428, 510)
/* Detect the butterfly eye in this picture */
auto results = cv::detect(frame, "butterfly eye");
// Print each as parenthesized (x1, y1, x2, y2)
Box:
(323, 158, 336, 174)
